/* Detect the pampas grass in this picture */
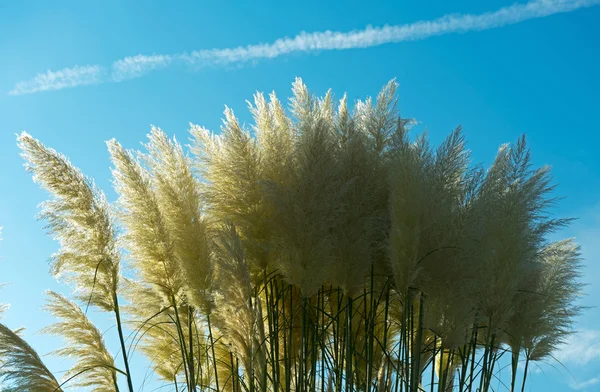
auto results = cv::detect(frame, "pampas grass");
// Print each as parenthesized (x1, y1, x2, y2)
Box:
(1, 79, 584, 392)
(0, 324, 62, 392)
(43, 291, 119, 391)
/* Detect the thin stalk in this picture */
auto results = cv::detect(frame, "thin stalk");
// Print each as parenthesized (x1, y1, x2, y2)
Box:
(272, 278, 281, 392)
(195, 316, 203, 388)
(346, 296, 354, 392)
(396, 296, 407, 392)
(335, 289, 345, 392)
(457, 347, 467, 392)
(171, 298, 193, 391)
(436, 347, 444, 392)
(487, 348, 501, 392)
(188, 306, 197, 387)
(458, 326, 476, 392)
(381, 286, 391, 392)
(308, 290, 318, 392)
(300, 296, 308, 392)
(467, 325, 478, 392)
(286, 285, 293, 392)
(230, 350, 237, 392)
(265, 272, 276, 392)
(256, 288, 268, 392)
(444, 351, 456, 392)
(321, 288, 326, 392)
(112, 372, 121, 392)
(520, 356, 530, 392)
(413, 293, 424, 392)
(366, 285, 376, 392)
(358, 289, 367, 390)
(478, 320, 492, 392)
(282, 285, 289, 392)
(170, 315, 190, 389)
(250, 295, 256, 392)
(113, 294, 135, 392)
(482, 334, 496, 392)
(207, 313, 220, 392)
(510, 346, 520, 392)
(405, 294, 413, 392)
(311, 291, 320, 392)
(431, 336, 437, 392)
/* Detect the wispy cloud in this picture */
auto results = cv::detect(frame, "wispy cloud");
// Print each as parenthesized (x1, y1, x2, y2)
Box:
(570, 376, 600, 391)
(555, 330, 600, 366)
(9, 0, 600, 95)
(111, 54, 174, 82)
(9, 65, 104, 95)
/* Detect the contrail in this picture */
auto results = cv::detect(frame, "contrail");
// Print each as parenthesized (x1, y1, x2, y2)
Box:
(9, 0, 600, 95)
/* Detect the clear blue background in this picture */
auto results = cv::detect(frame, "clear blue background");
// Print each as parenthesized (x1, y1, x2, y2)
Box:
(0, 1, 599, 390)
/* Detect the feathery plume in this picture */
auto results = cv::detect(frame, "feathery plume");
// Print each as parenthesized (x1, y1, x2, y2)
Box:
(522, 239, 583, 361)
(191, 108, 269, 272)
(0, 324, 62, 392)
(211, 223, 266, 384)
(143, 127, 213, 312)
(17, 132, 120, 311)
(11, 79, 585, 392)
(108, 139, 183, 301)
(43, 291, 119, 392)
(121, 279, 187, 382)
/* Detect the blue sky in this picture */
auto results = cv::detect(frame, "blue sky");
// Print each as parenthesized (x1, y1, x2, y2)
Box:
(0, 0, 599, 390)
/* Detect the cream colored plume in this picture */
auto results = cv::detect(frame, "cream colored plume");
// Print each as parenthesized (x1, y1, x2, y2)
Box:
(43, 291, 119, 392)
(18, 132, 120, 311)
(107, 139, 183, 302)
(143, 127, 213, 312)
(0, 324, 62, 392)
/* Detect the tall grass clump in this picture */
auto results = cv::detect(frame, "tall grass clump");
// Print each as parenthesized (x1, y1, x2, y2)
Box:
(0, 79, 583, 392)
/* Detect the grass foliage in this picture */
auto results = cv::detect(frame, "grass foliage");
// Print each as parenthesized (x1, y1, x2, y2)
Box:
(0, 80, 583, 392)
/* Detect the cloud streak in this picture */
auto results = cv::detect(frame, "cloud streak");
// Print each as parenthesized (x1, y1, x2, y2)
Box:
(570, 376, 600, 391)
(9, 0, 600, 95)
(555, 329, 600, 366)
(9, 65, 104, 95)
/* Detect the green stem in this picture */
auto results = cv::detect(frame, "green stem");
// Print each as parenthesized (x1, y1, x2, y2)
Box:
(510, 345, 520, 392)
(230, 350, 237, 392)
(207, 312, 220, 392)
(437, 347, 444, 392)
(112, 371, 120, 392)
(113, 295, 134, 392)
(467, 325, 477, 392)
(482, 334, 496, 392)
(271, 278, 281, 392)
(520, 356, 530, 392)
(300, 296, 307, 392)
(431, 336, 437, 392)
(381, 285, 391, 391)
(346, 296, 354, 392)
(188, 306, 197, 387)
(413, 292, 424, 392)
(265, 272, 276, 392)
(335, 289, 344, 392)
(478, 320, 492, 392)
(171, 296, 193, 391)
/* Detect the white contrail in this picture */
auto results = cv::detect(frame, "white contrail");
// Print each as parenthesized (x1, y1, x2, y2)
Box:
(9, 0, 600, 95)
(9, 65, 104, 95)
